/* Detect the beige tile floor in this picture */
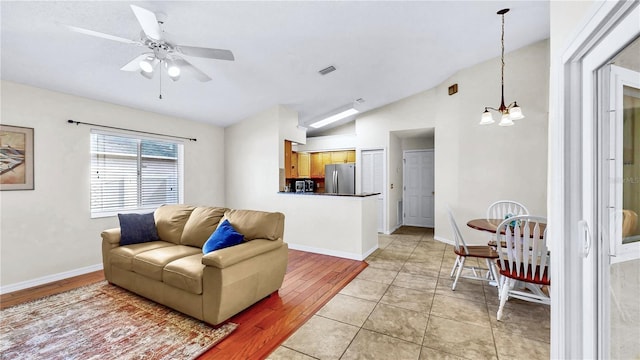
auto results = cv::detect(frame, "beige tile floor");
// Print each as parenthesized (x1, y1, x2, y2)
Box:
(267, 226, 550, 360)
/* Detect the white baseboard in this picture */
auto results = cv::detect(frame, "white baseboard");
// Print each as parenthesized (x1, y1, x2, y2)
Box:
(361, 245, 378, 260)
(287, 243, 372, 261)
(434, 235, 454, 246)
(386, 223, 402, 235)
(0, 263, 103, 295)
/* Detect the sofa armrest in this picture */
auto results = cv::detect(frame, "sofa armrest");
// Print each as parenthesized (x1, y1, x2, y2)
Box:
(202, 238, 284, 269)
(101, 228, 121, 245)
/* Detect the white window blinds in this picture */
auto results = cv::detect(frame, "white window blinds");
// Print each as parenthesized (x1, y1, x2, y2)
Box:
(90, 131, 183, 217)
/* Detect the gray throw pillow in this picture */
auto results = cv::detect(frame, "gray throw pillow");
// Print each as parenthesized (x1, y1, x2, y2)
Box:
(118, 212, 159, 246)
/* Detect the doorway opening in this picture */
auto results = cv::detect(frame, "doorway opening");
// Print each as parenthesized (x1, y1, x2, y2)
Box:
(391, 128, 435, 230)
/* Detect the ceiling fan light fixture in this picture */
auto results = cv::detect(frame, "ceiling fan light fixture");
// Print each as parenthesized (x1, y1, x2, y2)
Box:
(165, 59, 181, 81)
(64, 4, 231, 86)
(140, 69, 154, 79)
(167, 65, 180, 78)
(139, 56, 156, 73)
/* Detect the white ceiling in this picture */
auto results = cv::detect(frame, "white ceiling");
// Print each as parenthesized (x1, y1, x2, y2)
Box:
(1, 1, 550, 131)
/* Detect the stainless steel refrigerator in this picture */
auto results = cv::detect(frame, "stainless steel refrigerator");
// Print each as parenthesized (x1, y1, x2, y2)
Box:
(325, 163, 356, 194)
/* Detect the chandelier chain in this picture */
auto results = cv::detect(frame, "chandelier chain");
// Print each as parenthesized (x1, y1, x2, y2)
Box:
(479, 8, 524, 126)
(501, 13, 505, 88)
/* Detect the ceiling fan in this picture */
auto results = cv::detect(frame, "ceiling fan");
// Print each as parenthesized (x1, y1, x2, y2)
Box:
(63, 4, 234, 82)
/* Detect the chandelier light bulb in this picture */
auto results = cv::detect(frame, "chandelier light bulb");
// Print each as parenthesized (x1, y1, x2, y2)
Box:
(509, 103, 525, 120)
(480, 109, 495, 125)
(499, 113, 514, 126)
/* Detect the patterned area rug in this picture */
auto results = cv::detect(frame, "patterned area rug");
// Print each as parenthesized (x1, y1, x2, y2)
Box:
(0, 281, 237, 359)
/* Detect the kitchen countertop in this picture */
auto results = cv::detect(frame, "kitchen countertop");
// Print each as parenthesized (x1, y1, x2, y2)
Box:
(277, 191, 380, 197)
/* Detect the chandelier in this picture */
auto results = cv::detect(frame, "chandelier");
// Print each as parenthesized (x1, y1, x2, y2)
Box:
(480, 8, 524, 126)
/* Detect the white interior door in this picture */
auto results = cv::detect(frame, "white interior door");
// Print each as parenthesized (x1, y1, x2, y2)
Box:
(403, 150, 434, 227)
(362, 149, 385, 233)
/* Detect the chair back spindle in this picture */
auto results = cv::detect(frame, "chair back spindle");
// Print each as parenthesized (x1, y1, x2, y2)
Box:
(487, 200, 529, 220)
(496, 215, 548, 282)
(495, 215, 549, 321)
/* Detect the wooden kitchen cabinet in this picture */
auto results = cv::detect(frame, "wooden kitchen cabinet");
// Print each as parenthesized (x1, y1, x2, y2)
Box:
(285, 143, 356, 180)
(298, 152, 310, 178)
(331, 151, 348, 164)
(310, 152, 324, 178)
(284, 140, 293, 178)
(347, 150, 356, 162)
(290, 152, 298, 178)
(322, 152, 332, 166)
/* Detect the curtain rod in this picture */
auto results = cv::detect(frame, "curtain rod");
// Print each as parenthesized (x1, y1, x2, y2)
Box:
(67, 120, 197, 142)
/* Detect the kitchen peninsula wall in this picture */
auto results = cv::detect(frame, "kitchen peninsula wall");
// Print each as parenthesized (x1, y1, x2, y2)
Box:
(284, 140, 355, 192)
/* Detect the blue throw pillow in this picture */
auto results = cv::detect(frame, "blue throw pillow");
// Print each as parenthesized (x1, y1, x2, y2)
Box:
(118, 212, 159, 246)
(203, 219, 244, 254)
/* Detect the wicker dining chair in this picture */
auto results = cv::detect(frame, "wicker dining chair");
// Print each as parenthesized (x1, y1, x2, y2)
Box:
(447, 206, 500, 290)
(495, 215, 550, 321)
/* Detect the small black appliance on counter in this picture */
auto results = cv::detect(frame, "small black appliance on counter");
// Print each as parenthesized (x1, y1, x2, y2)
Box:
(304, 179, 314, 192)
(287, 179, 315, 193)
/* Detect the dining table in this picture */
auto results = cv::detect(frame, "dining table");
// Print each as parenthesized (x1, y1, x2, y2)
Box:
(467, 218, 547, 240)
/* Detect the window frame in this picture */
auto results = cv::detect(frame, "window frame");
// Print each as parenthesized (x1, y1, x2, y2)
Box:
(90, 129, 184, 218)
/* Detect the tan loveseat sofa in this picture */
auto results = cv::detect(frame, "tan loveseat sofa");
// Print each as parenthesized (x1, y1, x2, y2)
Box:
(101, 204, 288, 326)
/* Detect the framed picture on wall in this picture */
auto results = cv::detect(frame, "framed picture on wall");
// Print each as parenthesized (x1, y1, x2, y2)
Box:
(0, 125, 34, 190)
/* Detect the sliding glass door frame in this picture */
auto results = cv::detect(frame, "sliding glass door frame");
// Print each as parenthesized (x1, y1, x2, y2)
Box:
(551, 1, 639, 358)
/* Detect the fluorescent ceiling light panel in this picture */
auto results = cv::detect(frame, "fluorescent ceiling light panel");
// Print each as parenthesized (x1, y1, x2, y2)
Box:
(309, 108, 359, 129)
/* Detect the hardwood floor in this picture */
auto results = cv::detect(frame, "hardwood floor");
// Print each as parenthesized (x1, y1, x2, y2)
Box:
(0, 249, 367, 359)
(0, 270, 105, 310)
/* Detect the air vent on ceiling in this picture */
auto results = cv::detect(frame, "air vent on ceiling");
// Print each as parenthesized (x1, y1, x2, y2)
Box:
(318, 65, 336, 75)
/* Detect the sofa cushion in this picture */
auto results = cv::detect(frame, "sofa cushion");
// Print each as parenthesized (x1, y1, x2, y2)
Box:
(163, 254, 205, 294)
(154, 205, 195, 244)
(118, 212, 159, 245)
(203, 220, 245, 254)
(131, 245, 201, 281)
(110, 241, 174, 271)
(219, 209, 284, 241)
(181, 206, 227, 248)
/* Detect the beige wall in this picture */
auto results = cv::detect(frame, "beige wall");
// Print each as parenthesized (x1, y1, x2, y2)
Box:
(224, 106, 281, 209)
(0, 81, 225, 289)
(356, 39, 550, 243)
(274, 39, 550, 239)
(401, 136, 434, 150)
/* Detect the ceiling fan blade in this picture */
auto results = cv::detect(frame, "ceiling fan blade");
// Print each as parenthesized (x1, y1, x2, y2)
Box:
(176, 46, 235, 61)
(120, 53, 152, 71)
(130, 5, 162, 41)
(62, 24, 140, 45)
(173, 57, 212, 82)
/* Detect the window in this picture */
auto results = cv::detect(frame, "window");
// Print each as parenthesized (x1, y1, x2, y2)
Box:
(90, 131, 183, 217)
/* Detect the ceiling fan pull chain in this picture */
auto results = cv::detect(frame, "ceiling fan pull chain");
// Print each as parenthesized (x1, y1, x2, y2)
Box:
(159, 62, 163, 100)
